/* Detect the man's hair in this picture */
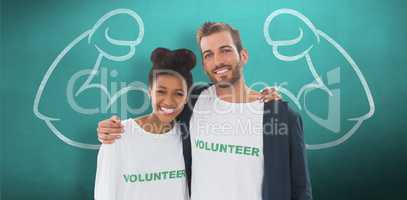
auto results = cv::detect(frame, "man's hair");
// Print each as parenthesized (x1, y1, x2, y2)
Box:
(196, 22, 243, 53)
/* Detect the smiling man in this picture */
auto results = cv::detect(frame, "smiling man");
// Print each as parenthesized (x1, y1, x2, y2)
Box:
(97, 22, 312, 200)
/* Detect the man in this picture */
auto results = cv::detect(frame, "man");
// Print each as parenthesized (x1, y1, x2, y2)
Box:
(97, 22, 312, 200)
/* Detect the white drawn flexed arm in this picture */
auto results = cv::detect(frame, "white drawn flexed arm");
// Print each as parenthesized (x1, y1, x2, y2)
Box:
(263, 8, 375, 149)
(33, 9, 144, 149)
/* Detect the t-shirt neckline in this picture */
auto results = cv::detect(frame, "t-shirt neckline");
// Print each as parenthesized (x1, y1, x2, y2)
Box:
(132, 118, 179, 139)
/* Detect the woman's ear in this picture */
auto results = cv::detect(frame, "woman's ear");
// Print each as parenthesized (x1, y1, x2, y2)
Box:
(147, 88, 152, 98)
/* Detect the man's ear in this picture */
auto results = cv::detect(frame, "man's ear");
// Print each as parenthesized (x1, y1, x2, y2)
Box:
(239, 48, 249, 64)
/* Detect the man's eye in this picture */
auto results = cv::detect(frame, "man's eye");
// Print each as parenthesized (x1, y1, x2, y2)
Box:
(222, 49, 231, 53)
(157, 90, 165, 94)
(204, 54, 213, 59)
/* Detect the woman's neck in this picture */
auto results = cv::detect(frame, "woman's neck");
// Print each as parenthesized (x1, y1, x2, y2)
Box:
(136, 114, 173, 134)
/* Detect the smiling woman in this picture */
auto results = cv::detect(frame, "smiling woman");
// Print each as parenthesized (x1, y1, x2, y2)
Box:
(94, 47, 196, 200)
(144, 48, 196, 127)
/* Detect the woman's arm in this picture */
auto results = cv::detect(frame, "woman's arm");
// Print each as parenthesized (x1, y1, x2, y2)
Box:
(94, 144, 119, 200)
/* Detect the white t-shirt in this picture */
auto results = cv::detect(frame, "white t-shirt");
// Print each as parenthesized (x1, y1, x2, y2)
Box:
(94, 119, 189, 200)
(190, 86, 264, 200)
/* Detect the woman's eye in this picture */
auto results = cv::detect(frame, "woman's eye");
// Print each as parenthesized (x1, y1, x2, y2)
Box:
(157, 90, 165, 94)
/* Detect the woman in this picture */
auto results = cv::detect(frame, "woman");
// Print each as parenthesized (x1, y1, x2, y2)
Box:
(94, 48, 196, 200)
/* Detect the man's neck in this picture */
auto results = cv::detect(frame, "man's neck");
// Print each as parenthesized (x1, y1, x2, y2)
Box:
(215, 78, 260, 103)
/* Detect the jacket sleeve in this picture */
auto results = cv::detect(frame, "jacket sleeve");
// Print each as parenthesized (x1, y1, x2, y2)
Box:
(94, 144, 119, 200)
(288, 109, 313, 200)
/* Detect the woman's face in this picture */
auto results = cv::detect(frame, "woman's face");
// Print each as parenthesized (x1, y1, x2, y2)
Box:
(150, 74, 188, 123)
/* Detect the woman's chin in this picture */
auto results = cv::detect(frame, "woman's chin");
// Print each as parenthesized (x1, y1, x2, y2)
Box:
(156, 113, 176, 123)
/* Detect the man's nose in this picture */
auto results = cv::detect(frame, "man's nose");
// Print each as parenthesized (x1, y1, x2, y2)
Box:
(214, 52, 224, 66)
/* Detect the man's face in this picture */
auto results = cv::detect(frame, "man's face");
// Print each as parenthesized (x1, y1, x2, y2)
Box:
(200, 31, 248, 88)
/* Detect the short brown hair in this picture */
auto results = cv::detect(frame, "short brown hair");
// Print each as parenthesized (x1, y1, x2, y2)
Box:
(196, 22, 243, 52)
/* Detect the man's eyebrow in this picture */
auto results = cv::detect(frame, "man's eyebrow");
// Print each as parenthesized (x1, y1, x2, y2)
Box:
(202, 49, 212, 55)
(219, 45, 233, 49)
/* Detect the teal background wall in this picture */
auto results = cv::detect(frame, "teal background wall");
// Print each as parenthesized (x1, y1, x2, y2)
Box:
(2, 0, 406, 199)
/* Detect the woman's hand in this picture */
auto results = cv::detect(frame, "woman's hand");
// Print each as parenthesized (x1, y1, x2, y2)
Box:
(258, 87, 282, 102)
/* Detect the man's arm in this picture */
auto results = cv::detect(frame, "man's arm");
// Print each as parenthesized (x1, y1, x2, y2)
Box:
(96, 87, 281, 144)
(97, 116, 123, 144)
(288, 109, 313, 200)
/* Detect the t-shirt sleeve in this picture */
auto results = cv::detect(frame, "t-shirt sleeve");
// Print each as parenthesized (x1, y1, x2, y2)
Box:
(94, 144, 119, 200)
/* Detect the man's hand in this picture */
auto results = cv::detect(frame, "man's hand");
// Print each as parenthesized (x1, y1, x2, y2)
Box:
(97, 116, 124, 144)
(258, 87, 282, 102)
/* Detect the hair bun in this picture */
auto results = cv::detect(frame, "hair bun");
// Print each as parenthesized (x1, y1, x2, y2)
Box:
(173, 49, 196, 71)
(150, 47, 173, 67)
(150, 47, 196, 71)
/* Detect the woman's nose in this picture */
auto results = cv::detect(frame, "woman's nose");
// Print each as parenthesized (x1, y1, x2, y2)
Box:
(161, 95, 176, 107)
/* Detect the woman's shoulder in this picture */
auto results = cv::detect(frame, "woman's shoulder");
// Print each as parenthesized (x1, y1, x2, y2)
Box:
(121, 118, 135, 129)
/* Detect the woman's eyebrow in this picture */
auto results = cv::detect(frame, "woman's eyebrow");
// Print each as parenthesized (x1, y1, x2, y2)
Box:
(174, 89, 185, 92)
(157, 85, 167, 89)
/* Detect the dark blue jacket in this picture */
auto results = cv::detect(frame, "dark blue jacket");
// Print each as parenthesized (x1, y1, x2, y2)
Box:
(177, 84, 313, 200)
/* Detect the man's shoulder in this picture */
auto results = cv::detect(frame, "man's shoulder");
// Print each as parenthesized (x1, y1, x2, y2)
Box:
(176, 83, 212, 124)
(263, 101, 301, 121)
(286, 104, 301, 121)
(189, 83, 212, 96)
